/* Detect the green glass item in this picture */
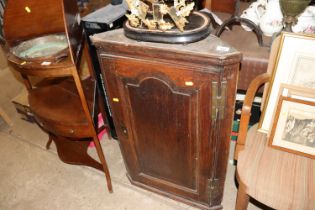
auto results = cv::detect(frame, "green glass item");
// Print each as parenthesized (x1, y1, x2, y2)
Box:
(280, 0, 311, 31)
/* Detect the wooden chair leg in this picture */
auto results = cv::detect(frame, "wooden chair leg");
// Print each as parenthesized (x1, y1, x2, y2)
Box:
(236, 181, 249, 210)
(0, 106, 13, 126)
(46, 135, 53, 150)
(92, 135, 113, 193)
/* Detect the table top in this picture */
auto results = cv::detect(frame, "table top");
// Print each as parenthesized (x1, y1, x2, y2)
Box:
(92, 29, 241, 58)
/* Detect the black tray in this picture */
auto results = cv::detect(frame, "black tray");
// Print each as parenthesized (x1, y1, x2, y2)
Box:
(124, 11, 211, 44)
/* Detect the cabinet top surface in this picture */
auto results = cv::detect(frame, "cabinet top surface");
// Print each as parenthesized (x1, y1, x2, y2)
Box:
(92, 29, 240, 58)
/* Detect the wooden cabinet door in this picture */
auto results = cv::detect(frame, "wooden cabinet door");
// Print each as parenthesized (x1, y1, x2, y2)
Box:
(101, 56, 220, 205)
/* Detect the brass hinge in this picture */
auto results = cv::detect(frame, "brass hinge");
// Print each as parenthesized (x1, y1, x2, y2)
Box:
(207, 178, 220, 205)
(211, 80, 227, 121)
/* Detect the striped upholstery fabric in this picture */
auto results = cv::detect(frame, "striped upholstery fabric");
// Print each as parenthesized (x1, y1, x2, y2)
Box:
(238, 124, 315, 210)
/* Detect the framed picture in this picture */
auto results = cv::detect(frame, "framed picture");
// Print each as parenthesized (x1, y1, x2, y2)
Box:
(279, 84, 315, 102)
(259, 32, 315, 133)
(267, 84, 315, 135)
(269, 96, 315, 159)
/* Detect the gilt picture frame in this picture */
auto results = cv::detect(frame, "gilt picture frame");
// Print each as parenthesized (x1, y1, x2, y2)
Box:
(259, 32, 315, 134)
(269, 96, 315, 159)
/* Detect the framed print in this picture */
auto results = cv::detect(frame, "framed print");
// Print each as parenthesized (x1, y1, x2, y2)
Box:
(259, 32, 315, 133)
(264, 84, 315, 136)
(269, 96, 315, 159)
(279, 84, 315, 102)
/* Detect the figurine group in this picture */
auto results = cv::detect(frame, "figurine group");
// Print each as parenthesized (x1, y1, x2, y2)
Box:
(125, 0, 194, 31)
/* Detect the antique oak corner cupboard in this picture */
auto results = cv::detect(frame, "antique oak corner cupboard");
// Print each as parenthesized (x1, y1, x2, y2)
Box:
(92, 29, 241, 210)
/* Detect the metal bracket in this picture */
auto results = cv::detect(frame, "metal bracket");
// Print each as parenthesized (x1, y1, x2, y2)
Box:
(207, 178, 220, 205)
(211, 80, 227, 121)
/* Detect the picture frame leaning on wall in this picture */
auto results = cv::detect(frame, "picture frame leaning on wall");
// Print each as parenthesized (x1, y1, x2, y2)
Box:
(269, 96, 315, 159)
(259, 32, 315, 134)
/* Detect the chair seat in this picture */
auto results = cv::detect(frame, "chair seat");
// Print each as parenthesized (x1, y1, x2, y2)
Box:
(238, 124, 315, 210)
(29, 78, 94, 138)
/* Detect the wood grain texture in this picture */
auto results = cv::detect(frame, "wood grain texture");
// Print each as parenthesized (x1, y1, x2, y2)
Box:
(203, 0, 237, 14)
(49, 134, 103, 171)
(4, 0, 64, 46)
(29, 78, 94, 138)
(127, 78, 197, 189)
(94, 29, 241, 209)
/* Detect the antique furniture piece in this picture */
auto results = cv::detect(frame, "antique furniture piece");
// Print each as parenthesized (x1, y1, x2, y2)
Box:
(234, 40, 315, 210)
(3, 0, 112, 192)
(92, 29, 241, 209)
